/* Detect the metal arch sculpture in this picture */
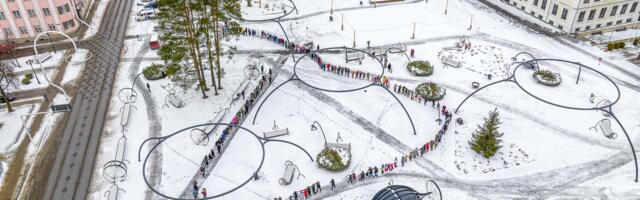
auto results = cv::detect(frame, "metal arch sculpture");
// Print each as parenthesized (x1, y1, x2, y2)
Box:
(384, 47, 412, 62)
(454, 55, 638, 182)
(137, 122, 314, 200)
(251, 46, 418, 135)
(32, 31, 93, 99)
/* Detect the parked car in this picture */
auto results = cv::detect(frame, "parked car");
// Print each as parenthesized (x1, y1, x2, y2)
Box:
(144, 2, 158, 9)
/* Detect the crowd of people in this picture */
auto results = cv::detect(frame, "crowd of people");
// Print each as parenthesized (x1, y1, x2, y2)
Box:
(190, 74, 273, 199)
(230, 26, 457, 200)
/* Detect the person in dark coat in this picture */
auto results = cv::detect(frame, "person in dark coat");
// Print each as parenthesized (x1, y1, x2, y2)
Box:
(330, 179, 336, 190)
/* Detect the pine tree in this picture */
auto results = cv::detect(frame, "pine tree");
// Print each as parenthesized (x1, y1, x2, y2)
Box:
(469, 109, 503, 159)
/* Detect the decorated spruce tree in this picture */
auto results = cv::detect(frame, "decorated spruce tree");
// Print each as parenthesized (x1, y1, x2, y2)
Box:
(469, 109, 503, 159)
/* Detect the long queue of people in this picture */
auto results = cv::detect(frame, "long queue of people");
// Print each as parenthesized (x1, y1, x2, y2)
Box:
(191, 74, 273, 199)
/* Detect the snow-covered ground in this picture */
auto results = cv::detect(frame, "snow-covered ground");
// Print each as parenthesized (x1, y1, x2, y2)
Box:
(85, 0, 640, 199)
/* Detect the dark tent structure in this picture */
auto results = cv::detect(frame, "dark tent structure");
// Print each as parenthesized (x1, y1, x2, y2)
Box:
(372, 185, 420, 200)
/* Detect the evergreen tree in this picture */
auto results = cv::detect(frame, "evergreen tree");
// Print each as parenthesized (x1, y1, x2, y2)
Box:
(469, 109, 503, 159)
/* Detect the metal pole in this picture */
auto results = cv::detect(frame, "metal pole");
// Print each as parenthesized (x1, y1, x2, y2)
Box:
(331, 0, 334, 15)
(411, 23, 416, 39)
(468, 15, 473, 30)
(576, 65, 582, 84)
(11, 49, 20, 68)
(28, 60, 41, 84)
(445, 0, 448, 15)
(47, 33, 57, 53)
(352, 30, 356, 48)
(341, 14, 344, 31)
(312, 121, 327, 148)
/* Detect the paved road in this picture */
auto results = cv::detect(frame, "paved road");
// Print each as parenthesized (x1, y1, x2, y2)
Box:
(36, 0, 133, 199)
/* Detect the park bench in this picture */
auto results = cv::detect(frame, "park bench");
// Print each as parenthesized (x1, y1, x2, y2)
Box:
(369, 0, 404, 4)
(167, 94, 185, 108)
(366, 48, 386, 59)
(51, 104, 72, 113)
(279, 160, 300, 185)
(346, 50, 365, 63)
(471, 82, 480, 89)
(327, 142, 351, 151)
(264, 128, 290, 139)
(441, 56, 461, 68)
(590, 119, 617, 139)
(120, 102, 136, 127)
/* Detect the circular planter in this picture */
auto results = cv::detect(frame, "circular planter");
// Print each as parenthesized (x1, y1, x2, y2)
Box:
(533, 70, 562, 87)
(407, 60, 433, 76)
(316, 147, 351, 171)
(143, 64, 165, 80)
(416, 82, 446, 101)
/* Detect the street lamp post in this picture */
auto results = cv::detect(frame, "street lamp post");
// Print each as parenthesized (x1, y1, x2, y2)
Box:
(46, 33, 57, 53)
(310, 121, 327, 148)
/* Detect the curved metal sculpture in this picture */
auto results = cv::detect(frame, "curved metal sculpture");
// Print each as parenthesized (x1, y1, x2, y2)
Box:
(454, 54, 638, 182)
(137, 122, 314, 200)
(32, 31, 93, 99)
(251, 46, 418, 135)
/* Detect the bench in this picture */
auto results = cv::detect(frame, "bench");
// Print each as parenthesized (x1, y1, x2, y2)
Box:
(264, 128, 289, 139)
(279, 160, 298, 185)
(327, 142, 351, 151)
(369, 0, 404, 4)
(167, 94, 185, 108)
(471, 82, 480, 89)
(346, 50, 365, 63)
(120, 102, 135, 127)
(441, 56, 461, 68)
(366, 48, 387, 59)
(51, 104, 72, 113)
(590, 119, 617, 139)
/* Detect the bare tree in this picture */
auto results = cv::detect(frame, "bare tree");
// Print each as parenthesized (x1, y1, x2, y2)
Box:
(0, 61, 15, 112)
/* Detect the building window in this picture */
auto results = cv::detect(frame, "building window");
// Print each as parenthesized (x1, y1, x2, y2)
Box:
(48, 24, 56, 31)
(0, 12, 5, 20)
(627, 18, 632, 23)
(534, 0, 538, 6)
(57, 4, 71, 15)
(42, 8, 51, 16)
(583, 0, 589, 3)
(599, 7, 607, 18)
(585, 26, 591, 30)
(596, 24, 601, 28)
(632, 2, 638, 13)
(558, 25, 563, 30)
(621, 4, 628, 15)
(28, 9, 36, 17)
(538, 15, 543, 19)
(607, 21, 613, 26)
(12, 10, 21, 19)
(611, 5, 618, 16)
(578, 11, 585, 22)
(616, 20, 622, 24)
(561, 8, 568, 20)
(18, 26, 28, 34)
(62, 20, 75, 30)
(531, 11, 535, 16)
(549, 20, 554, 25)
(541, 0, 547, 10)
(3, 28, 13, 37)
(575, 28, 580, 32)
(34, 25, 43, 33)
(521, 6, 525, 10)
(588, 9, 596, 20)
(552, 4, 558, 15)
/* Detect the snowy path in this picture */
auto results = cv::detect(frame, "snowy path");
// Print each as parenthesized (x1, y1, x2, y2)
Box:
(124, 40, 164, 200)
(278, 68, 454, 179)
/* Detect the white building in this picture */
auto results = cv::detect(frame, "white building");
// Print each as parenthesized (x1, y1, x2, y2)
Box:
(500, 0, 640, 34)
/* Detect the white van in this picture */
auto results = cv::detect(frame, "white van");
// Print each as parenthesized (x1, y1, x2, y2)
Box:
(136, 8, 156, 21)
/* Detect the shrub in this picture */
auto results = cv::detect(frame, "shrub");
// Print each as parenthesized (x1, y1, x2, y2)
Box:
(143, 63, 165, 80)
(633, 38, 639, 46)
(607, 43, 615, 50)
(406, 60, 433, 76)
(416, 82, 446, 101)
(24, 73, 33, 80)
(316, 147, 350, 171)
(21, 77, 31, 85)
(619, 42, 626, 49)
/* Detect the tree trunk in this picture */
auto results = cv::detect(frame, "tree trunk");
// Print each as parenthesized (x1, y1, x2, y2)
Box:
(202, 2, 219, 95)
(183, 1, 208, 98)
(212, 4, 223, 90)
